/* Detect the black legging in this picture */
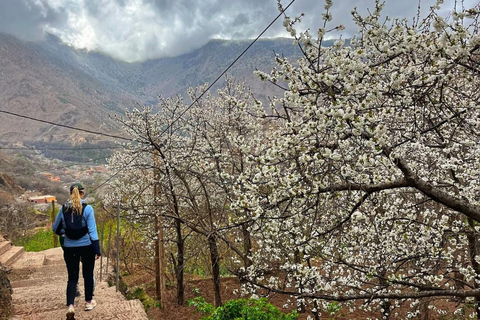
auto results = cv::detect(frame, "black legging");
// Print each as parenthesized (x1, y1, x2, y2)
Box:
(63, 245, 95, 305)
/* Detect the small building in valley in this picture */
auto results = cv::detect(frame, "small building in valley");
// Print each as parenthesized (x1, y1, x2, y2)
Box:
(28, 195, 56, 204)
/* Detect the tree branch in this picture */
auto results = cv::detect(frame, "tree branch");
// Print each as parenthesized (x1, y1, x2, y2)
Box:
(395, 157, 480, 222)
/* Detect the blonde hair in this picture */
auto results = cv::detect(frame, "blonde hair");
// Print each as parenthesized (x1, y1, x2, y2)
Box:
(70, 187, 83, 215)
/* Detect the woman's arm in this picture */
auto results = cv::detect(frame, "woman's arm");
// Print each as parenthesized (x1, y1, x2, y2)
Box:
(85, 205, 101, 257)
(52, 206, 64, 235)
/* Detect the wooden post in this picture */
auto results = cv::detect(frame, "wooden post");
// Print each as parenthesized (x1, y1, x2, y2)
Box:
(106, 223, 112, 275)
(159, 216, 167, 306)
(154, 149, 167, 306)
(99, 222, 105, 282)
(116, 201, 120, 292)
(51, 201, 58, 248)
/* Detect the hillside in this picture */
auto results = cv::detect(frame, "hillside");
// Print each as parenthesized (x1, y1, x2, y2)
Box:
(0, 33, 134, 144)
(35, 35, 305, 104)
(0, 33, 309, 145)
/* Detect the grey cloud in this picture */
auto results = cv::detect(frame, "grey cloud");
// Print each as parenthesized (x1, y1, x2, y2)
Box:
(232, 14, 250, 27)
(0, 0, 476, 62)
(83, 1, 103, 17)
(0, 0, 65, 41)
(113, 0, 128, 6)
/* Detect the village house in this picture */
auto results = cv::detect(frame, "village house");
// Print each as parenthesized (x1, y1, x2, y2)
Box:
(28, 195, 56, 204)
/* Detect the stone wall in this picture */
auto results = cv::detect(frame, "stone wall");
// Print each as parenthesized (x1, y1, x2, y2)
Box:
(0, 265, 12, 320)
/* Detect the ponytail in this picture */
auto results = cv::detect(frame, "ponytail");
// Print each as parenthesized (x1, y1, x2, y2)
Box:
(70, 187, 83, 215)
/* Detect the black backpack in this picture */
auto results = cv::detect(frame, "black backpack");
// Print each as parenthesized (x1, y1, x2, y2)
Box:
(62, 203, 88, 240)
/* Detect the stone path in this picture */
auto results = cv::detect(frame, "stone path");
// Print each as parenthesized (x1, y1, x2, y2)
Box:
(0, 235, 149, 319)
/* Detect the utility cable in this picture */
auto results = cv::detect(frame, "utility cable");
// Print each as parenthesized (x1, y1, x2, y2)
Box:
(0, 0, 297, 147)
(0, 146, 123, 151)
(0, 0, 298, 197)
(159, 0, 297, 136)
(0, 109, 133, 141)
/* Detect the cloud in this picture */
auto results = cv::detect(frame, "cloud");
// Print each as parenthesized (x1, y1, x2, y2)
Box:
(0, 0, 65, 41)
(0, 0, 478, 62)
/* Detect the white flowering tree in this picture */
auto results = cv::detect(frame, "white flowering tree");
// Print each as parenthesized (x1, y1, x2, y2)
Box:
(106, 0, 480, 317)
(106, 79, 266, 307)
(232, 0, 480, 319)
(161, 80, 266, 307)
(104, 97, 191, 305)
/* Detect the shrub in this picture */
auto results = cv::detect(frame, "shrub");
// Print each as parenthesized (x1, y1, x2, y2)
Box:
(0, 203, 39, 240)
(126, 287, 159, 311)
(188, 297, 298, 320)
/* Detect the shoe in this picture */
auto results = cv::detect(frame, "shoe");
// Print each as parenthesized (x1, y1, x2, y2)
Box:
(85, 299, 97, 311)
(66, 305, 75, 320)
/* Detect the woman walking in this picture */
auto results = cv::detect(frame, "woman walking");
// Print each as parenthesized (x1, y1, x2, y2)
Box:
(53, 182, 101, 319)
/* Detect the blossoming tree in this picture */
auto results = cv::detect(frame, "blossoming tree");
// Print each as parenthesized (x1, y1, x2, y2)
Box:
(233, 0, 480, 318)
(107, 0, 480, 318)
(106, 80, 266, 307)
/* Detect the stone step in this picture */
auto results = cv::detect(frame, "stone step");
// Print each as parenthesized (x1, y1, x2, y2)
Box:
(11, 264, 109, 288)
(12, 299, 148, 319)
(12, 275, 67, 288)
(13, 281, 123, 301)
(0, 239, 11, 256)
(7, 241, 148, 320)
(0, 245, 24, 266)
(10, 251, 46, 269)
(12, 278, 145, 312)
(43, 247, 65, 265)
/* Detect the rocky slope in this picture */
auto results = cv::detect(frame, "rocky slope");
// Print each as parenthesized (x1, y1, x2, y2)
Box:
(0, 33, 133, 144)
(0, 32, 312, 145)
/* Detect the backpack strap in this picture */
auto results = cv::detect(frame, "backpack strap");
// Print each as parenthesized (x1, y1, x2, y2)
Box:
(60, 203, 88, 228)
(81, 203, 88, 227)
(62, 203, 87, 215)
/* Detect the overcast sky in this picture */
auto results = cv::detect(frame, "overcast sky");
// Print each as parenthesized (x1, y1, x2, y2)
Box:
(0, 0, 478, 62)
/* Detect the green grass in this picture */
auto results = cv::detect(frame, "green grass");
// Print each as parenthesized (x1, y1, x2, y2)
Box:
(14, 229, 56, 252)
(126, 287, 160, 311)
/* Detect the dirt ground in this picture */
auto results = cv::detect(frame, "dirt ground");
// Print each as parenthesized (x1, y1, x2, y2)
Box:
(122, 273, 375, 320)
(121, 272, 475, 320)
(144, 277, 315, 320)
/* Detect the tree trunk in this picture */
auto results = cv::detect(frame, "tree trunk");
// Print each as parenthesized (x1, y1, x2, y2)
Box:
(175, 218, 185, 305)
(153, 150, 167, 307)
(241, 223, 252, 269)
(467, 218, 480, 319)
(154, 215, 167, 306)
(154, 216, 161, 300)
(208, 234, 222, 307)
(419, 298, 429, 320)
(379, 270, 391, 319)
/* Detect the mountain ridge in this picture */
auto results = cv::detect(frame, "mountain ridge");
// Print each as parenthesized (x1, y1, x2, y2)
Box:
(0, 33, 316, 145)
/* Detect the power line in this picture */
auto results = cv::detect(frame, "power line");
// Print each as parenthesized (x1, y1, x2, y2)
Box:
(0, 109, 133, 142)
(0, 146, 122, 151)
(159, 0, 297, 136)
(89, 1, 297, 195)
(0, 0, 297, 149)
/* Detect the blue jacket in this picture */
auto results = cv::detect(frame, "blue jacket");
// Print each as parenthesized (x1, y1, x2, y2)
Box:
(52, 200, 101, 255)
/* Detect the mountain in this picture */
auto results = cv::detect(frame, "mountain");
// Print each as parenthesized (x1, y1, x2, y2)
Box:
(0, 152, 28, 204)
(0, 33, 312, 145)
(0, 33, 135, 144)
